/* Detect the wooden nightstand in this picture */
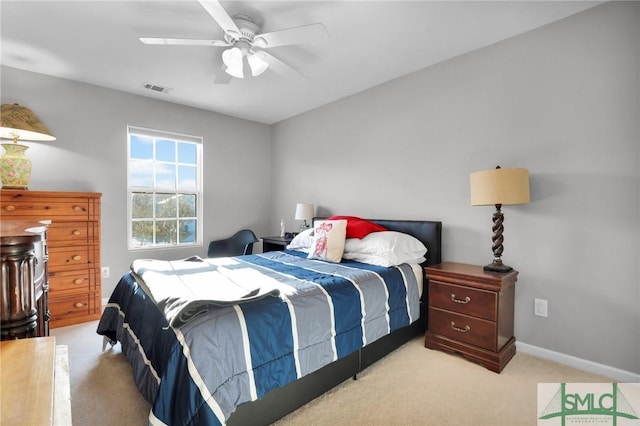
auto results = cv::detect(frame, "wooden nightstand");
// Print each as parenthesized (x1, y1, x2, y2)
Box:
(424, 262, 518, 373)
(262, 236, 293, 252)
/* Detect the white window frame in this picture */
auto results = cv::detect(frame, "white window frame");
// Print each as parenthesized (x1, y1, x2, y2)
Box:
(127, 125, 203, 250)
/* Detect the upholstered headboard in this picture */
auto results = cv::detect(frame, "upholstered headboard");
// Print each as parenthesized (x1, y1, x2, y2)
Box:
(313, 217, 442, 267)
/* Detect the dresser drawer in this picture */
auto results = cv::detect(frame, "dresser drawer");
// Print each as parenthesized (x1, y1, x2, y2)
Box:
(49, 269, 98, 294)
(48, 246, 98, 270)
(428, 307, 497, 351)
(1, 200, 91, 221)
(47, 222, 96, 246)
(49, 294, 92, 322)
(429, 280, 497, 321)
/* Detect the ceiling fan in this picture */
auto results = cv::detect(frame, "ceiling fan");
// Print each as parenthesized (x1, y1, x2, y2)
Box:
(140, 0, 328, 84)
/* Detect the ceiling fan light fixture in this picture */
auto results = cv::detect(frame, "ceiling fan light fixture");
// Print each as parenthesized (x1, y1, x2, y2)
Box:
(222, 47, 244, 78)
(248, 51, 268, 77)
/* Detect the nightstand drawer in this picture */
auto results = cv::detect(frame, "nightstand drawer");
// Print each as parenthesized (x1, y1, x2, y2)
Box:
(429, 307, 496, 351)
(429, 281, 497, 321)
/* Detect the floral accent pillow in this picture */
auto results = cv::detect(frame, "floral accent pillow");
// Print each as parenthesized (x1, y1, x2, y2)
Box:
(307, 219, 347, 263)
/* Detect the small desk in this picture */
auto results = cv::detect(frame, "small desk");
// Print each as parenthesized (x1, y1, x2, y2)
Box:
(0, 336, 71, 425)
(262, 236, 293, 252)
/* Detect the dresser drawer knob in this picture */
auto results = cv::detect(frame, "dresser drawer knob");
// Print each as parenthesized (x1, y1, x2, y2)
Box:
(450, 322, 470, 333)
(451, 294, 471, 304)
(74, 302, 84, 308)
(72, 255, 82, 261)
(5, 205, 16, 212)
(72, 230, 81, 236)
(73, 205, 83, 212)
(74, 278, 84, 285)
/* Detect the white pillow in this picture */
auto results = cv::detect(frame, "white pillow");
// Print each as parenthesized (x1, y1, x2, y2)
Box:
(307, 220, 347, 263)
(343, 231, 427, 267)
(286, 227, 314, 253)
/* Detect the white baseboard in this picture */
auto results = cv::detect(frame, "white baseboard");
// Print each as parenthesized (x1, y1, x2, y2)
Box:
(517, 341, 640, 383)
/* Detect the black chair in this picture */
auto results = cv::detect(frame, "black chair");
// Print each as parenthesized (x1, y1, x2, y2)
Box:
(207, 229, 259, 258)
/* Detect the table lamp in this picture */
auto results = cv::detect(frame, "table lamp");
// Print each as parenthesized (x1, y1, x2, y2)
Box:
(470, 166, 530, 272)
(0, 103, 56, 189)
(294, 203, 314, 232)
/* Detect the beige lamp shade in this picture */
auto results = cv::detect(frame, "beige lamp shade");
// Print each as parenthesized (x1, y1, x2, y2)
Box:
(295, 203, 314, 221)
(470, 168, 530, 206)
(0, 103, 57, 143)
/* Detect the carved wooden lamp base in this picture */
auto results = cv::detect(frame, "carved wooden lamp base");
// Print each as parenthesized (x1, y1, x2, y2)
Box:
(484, 260, 513, 273)
(483, 203, 513, 273)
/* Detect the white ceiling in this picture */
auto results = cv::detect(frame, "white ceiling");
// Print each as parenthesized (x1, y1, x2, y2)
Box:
(1, 1, 600, 124)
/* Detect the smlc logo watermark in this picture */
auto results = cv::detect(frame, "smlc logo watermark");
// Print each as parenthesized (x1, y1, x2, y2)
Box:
(538, 383, 640, 425)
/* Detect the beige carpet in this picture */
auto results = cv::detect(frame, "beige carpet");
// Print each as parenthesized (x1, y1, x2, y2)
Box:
(51, 321, 611, 426)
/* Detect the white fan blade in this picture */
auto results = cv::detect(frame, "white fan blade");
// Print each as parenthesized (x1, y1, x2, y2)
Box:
(253, 23, 328, 48)
(140, 37, 231, 47)
(197, 0, 241, 39)
(260, 51, 308, 78)
(214, 65, 232, 84)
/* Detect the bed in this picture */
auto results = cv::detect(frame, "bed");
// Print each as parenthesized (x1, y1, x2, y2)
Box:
(97, 218, 442, 425)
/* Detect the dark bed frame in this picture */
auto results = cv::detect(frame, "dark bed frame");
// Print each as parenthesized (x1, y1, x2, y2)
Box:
(228, 218, 442, 425)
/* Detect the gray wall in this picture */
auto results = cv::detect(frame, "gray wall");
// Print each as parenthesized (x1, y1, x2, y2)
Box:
(0, 66, 273, 294)
(272, 2, 639, 374)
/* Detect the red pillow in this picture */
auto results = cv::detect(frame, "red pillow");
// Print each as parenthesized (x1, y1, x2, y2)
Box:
(326, 215, 387, 239)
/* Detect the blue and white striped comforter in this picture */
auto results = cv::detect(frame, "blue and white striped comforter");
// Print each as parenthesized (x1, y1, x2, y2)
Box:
(97, 250, 421, 426)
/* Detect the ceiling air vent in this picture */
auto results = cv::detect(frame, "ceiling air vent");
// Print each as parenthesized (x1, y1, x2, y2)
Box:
(142, 83, 172, 94)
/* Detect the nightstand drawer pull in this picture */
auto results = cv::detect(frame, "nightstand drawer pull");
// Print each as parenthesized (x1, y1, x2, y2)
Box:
(451, 294, 471, 304)
(450, 322, 470, 333)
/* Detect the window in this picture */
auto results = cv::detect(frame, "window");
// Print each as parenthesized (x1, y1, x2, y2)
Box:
(127, 126, 203, 250)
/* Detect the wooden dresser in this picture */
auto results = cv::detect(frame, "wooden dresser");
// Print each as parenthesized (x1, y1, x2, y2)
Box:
(424, 262, 518, 373)
(1, 190, 102, 328)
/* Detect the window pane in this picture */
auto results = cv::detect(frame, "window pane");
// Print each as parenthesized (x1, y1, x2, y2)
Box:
(156, 139, 175, 162)
(156, 220, 177, 245)
(130, 159, 154, 188)
(132, 220, 154, 247)
(156, 163, 176, 189)
(156, 193, 177, 218)
(178, 165, 197, 191)
(130, 135, 153, 159)
(178, 142, 197, 164)
(128, 126, 201, 250)
(179, 220, 196, 243)
(178, 194, 196, 217)
(131, 192, 153, 218)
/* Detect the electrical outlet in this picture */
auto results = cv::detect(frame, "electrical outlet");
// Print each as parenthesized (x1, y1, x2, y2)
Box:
(534, 298, 548, 317)
(101, 266, 110, 279)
